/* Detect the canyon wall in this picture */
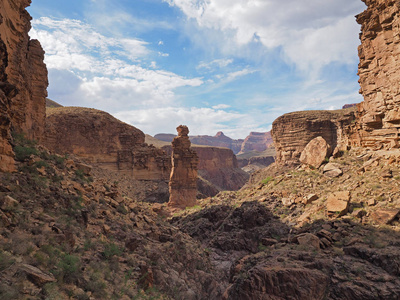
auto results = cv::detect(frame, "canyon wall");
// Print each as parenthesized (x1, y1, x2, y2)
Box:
(272, 108, 356, 166)
(45, 107, 170, 181)
(0, 0, 48, 172)
(239, 131, 274, 154)
(353, 0, 400, 149)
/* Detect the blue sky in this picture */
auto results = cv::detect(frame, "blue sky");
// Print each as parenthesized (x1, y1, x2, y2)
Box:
(27, 0, 366, 138)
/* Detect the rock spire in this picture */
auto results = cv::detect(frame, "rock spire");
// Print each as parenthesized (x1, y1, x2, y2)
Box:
(168, 125, 199, 208)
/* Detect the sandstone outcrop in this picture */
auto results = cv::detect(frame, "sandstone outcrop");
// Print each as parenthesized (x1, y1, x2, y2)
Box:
(272, 108, 356, 166)
(0, 0, 48, 172)
(351, 0, 400, 149)
(45, 107, 170, 180)
(238, 131, 273, 154)
(168, 125, 199, 208)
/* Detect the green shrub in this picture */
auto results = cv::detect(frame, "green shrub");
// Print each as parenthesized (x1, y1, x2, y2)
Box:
(57, 254, 81, 283)
(14, 145, 38, 161)
(102, 242, 124, 259)
(261, 176, 274, 185)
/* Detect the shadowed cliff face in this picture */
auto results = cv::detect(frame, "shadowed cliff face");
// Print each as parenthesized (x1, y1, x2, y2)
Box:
(352, 0, 400, 149)
(0, 0, 48, 172)
(45, 107, 171, 181)
(271, 109, 356, 166)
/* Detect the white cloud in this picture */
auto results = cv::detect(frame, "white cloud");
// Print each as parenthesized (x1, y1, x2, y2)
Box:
(198, 58, 234, 70)
(30, 17, 203, 113)
(165, 0, 365, 75)
(212, 104, 230, 109)
(114, 106, 263, 138)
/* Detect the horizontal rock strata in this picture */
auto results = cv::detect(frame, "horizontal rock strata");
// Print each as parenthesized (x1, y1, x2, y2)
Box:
(354, 0, 400, 148)
(45, 107, 170, 180)
(272, 108, 356, 166)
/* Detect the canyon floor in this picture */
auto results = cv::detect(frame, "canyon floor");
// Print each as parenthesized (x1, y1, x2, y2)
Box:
(1, 136, 400, 299)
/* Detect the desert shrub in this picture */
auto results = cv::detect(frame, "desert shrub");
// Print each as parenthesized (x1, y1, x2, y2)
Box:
(0, 250, 15, 271)
(261, 176, 274, 185)
(85, 271, 107, 297)
(12, 132, 38, 161)
(102, 242, 124, 259)
(14, 145, 38, 161)
(0, 283, 20, 299)
(57, 254, 81, 283)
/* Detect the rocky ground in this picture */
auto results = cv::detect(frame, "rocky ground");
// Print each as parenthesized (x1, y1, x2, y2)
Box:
(1, 135, 400, 299)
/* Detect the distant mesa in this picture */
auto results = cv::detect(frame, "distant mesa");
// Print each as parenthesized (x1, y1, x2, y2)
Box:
(342, 103, 358, 109)
(155, 131, 276, 173)
(155, 130, 274, 156)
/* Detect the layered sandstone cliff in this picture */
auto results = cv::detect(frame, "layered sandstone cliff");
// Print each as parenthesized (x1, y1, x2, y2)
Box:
(272, 108, 356, 166)
(353, 0, 400, 148)
(0, 0, 48, 172)
(168, 125, 199, 208)
(45, 107, 170, 180)
(239, 131, 273, 154)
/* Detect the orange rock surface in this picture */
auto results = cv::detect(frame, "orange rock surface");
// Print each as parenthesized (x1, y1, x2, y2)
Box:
(0, 0, 48, 172)
(45, 107, 170, 180)
(353, 0, 400, 148)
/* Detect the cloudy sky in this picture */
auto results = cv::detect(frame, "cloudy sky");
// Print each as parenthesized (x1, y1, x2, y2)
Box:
(27, 0, 366, 138)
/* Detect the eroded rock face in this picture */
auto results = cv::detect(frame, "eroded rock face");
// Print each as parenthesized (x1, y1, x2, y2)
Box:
(272, 109, 355, 166)
(0, 0, 48, 172)
(352, 0, 400, 149)
(239, 131, 274, 154)
(168, 125, 199, 208)
(44, 107, 170, 180)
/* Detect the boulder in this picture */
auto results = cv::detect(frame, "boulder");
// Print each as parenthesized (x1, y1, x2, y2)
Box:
(326, 191, 351, 217)
(18, 264, 56, 286)
(0, 195, 19, 211)
(303, 194, 319, 205)
(296, 233, 321, 251)
(370, 209, 399, 225)
(300, 136, 332, 168)
(323, 163, 343, 178)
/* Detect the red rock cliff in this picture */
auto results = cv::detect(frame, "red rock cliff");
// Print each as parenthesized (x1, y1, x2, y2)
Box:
(0, 0, 48, 172)
(45, 107, 170, 180)
(239, 131, 274, 154)
(353, 0, 400, 148)
(272, 108, 355, 166)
